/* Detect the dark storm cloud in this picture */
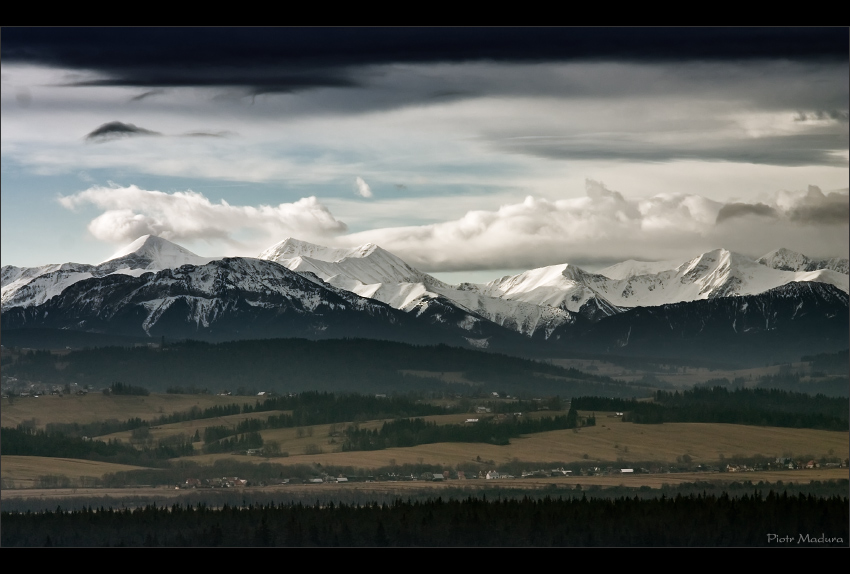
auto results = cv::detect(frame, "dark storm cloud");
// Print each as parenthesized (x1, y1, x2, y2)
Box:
(85, 121, 161, 141)
(129, 89, 164, 102)
(490, 132, 850, 168)
(789, 202, 850, 224)
(794, 110, 850, 123)
(715, 186, 849, 226)
(3, 28, 846, 92)
(786, 186, 850, 225)
(715, 202, 779, 224)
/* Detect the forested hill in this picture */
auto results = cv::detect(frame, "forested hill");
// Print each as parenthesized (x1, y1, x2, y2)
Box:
(3, 338, 647, 397)
(573, 387, 849, 431)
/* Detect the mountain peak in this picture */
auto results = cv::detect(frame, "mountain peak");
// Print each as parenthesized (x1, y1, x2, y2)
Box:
(258, 237, 324, 261)
(259, 237, 382, 264)
(100, 235, 210, 268)
(757, 248, 848, 274)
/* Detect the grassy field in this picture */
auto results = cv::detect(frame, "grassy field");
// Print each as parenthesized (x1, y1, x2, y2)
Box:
(1, 456, 148, 489)
(1, 393, 260, 429)
(2, 417, 845, 489)
(94, 408, 570, 453)
(182, 419, 848, 469)
(185, 410, 572, 459)
(97, 410, 294, 445)
(3, 392, 846, 490)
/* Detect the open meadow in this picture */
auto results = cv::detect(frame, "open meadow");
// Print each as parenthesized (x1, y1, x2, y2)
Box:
(1, 455, 148, 488)
(187, 419, 848, 468)
(2, 392, 847, 493)
(1, 393, 259, 429)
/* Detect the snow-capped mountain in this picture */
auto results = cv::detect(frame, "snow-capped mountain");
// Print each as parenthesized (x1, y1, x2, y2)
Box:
(98, 234, 214, 272)
(258, 239, 849, 340)
(474, 263, 618, 312)
(259, 238, 435, 300)
(473, 248, 848, 311)
(2, 235, 214, 309)
(0, 256, 535, 351)
(2, 262, 97, 309)
(258, 238, 579, 338)
(557, 281, 849, 364)
(3, 235, 847, 364)
(596, 258, 685, 280)
(757, 248, 849, 275)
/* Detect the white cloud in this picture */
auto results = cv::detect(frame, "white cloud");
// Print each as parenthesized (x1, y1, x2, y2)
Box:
(46, 180, 850, 270)
(354, 176, 373, 198)
(58, 184, 348, 247)
(339, 180, 847, 271)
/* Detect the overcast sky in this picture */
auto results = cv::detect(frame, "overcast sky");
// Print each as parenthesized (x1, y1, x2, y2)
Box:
(2, 28, 847, 282)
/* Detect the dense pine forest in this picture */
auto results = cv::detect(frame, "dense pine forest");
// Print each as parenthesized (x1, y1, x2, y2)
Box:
(3, 492, 847, 546)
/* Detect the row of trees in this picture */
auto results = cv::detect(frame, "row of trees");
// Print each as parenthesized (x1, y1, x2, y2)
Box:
(1, 427, 193, 466)
(341, 409, 593, 451)
(202, 431, 264, 454)
(4, 492, 847, 546)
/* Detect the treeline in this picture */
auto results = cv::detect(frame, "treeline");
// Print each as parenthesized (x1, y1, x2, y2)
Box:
(45, 417, 148, 438)
(801, 349, 849, 375)
(5, 477, 848, 515)
(202, 431, 264, 454)
(105, 382, 149, 396)
(4, 492, 847, 547)
(199, 392, 452, 448)
(43, 404, 245, 439)
(1, 337, 646, 396)
(755, 373, 849, 398)
(248, 391, 447, 420)
(572, 387, 849, 431)
(0, 427, 192, 466)
(13, 391, 458, 456)
(341, 409, 592, 451)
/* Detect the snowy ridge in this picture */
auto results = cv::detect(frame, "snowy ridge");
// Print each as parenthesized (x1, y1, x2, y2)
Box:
(258, 237, 578, 338)
(475, 263, 605, 312)
(2, 235, 216, 309)
(1, 263, 96, 309)
(757, 248, 849, 275)
(259, 237, 435, 287)
(471, 248, 849, 312)
(2, 255, 541, 352)
(4, 235, 846, 345)
(4, 256, 403, 337)
(257, 238, 848, 339)
(597, 258, 684, 280)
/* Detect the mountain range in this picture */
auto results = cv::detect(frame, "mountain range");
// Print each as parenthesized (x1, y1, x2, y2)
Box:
(2, 235, 847, 364)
